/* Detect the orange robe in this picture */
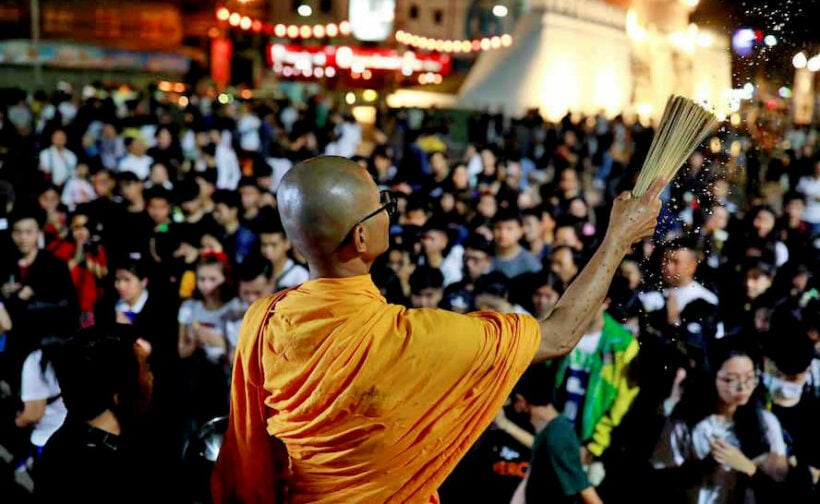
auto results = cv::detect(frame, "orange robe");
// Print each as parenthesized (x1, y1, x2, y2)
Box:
(214, 274, 539, 503)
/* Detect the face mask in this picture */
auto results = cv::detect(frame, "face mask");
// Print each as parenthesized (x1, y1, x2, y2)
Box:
(763, 372, 804, 401)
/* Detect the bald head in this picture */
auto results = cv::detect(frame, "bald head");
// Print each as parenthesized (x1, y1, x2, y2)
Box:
(277, 156, 386, 268)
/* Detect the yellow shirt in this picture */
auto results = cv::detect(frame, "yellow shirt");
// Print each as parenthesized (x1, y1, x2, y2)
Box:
(217, 274, 539, 503)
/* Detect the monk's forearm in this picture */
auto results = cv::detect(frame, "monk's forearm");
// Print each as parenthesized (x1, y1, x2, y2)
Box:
(534, 235, 629, 363)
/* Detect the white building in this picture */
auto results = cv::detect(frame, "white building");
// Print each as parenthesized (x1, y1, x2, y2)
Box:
(452, 0, 732, 121)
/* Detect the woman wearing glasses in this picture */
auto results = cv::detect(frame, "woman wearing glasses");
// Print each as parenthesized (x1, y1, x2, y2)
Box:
(651, 339, 788, 503)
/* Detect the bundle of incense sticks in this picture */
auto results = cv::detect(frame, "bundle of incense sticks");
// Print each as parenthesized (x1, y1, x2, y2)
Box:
(632, 95, 721, 198)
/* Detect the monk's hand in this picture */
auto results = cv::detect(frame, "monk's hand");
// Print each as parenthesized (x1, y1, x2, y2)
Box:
(605, 178, 663, 247)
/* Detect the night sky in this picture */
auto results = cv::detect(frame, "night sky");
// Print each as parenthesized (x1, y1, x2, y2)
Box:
(691, 0, 818, 46)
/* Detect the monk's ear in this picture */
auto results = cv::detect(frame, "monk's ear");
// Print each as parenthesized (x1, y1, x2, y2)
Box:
(353, 224, 368, 253)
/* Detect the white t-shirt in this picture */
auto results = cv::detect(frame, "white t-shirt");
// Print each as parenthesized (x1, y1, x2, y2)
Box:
(440, 245, 464, 288)
(178, 299, 234, 363)
(796, 176, 820, 224)
(61, 177, 96, 211)
(118, 154, 154, 180)
(640, 281, 724, 337)
(324, 122, 361, 158)
(216, 131, 241, 190)
(20, 350, 67, 448)
(39, 146, 78, 186)
(273, 259, 309, 291)
(419, 245, 464, 288)
(238, 113, 262, 152)
(652, 412, 786, 504)
(640, 281, 719, 313)
(267, 157, 293, 192)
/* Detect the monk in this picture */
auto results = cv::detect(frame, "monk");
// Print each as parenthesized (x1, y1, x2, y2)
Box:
(213, 156, 663, 503)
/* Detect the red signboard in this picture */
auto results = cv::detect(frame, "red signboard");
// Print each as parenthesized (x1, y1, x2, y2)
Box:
(267, 43, 452, 76)
(211, 37, 233, 90)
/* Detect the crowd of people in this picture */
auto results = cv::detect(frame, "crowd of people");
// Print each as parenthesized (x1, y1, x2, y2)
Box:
(0, 81, 818, 503)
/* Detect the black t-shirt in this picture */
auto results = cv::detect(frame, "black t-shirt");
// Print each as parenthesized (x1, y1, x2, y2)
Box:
(179, 213, 220, 247)
(439, 423, 531, 503)
(83, 197, 128, 259)
(0, 250, 78, 385)
(35, 420, 145, 504)
(120, 210, 155, 258)
(240, 205, 277, 235)
(771, 396, 820, 468)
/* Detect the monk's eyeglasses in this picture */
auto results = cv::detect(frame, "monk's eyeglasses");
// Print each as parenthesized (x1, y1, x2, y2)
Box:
(338, 190, 398, 249)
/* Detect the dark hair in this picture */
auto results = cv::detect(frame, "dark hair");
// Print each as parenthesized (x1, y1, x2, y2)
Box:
(10, 202, 47, 229)
(802, 298, 820, 333)
(252, 160, 273, 179)
(492, 208, 523, 226)
(782, 191, 805, 205)
(91, 166, 114, 179)
(463, 233, 494, 256)
(372, 145, 392, 160)
(474, 271, 510, 299)
(531, 271, 565, 295)
(52, 324, 141, 422)
(144, 186, 173, 204)
(405, 196, 430, 215)
(554, 219, 581, 237)
(765, 314, 814, 374)
(605, 274, 639, 323)
(677, 299, 720, 365)
(235, 258, 268, 283)
(37, 183, 60, 196)
(514, 364, 556, 407)
(521, 207, 542, 220)
(257, 209, 286, 237)
(743, 260, 775, 279)
(116, 171, 141, 184)
(212, 189, 241, 209)
(176, 179, 201, 204)
(115, 256, 149, 281)
(409, 265, 444, 293)
(551, 245, 580, 266)
(237, 176, 261, 191)
(194, 169, 218, 186)
(663, 237, 700, 256)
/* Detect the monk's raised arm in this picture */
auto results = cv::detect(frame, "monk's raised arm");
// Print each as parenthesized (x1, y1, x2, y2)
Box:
(533, 180, 664, 363)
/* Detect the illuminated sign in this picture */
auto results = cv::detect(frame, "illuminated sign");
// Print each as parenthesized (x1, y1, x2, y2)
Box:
(268, 44, 452, 76)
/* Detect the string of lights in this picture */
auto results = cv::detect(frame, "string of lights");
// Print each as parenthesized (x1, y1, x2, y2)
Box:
(215, 6, 513, 54)
(395, 30, 513, 53)
(215, 6, 351, 39)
